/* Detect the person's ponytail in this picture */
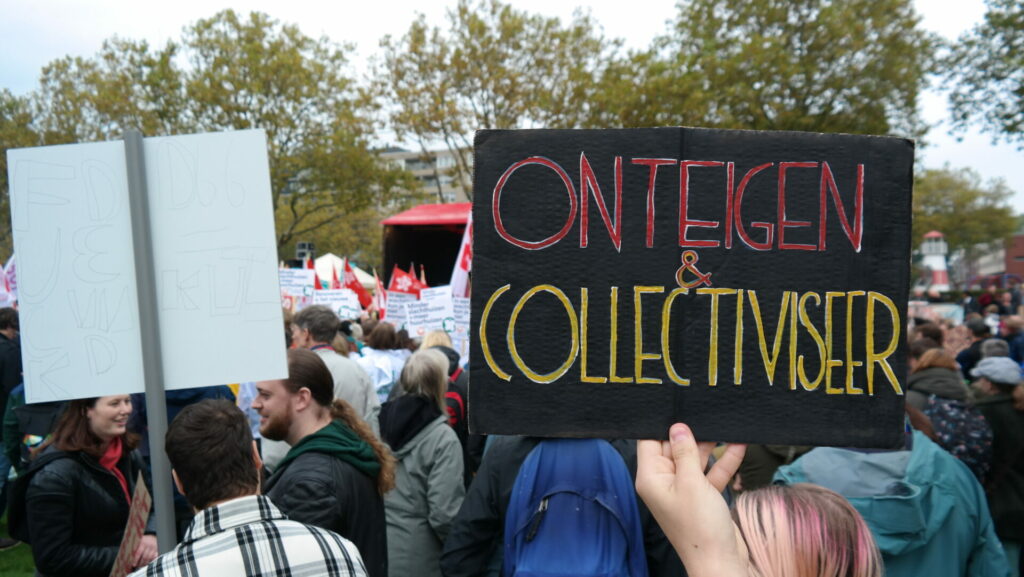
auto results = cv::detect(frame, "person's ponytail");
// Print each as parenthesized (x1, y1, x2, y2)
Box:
(331, 399, 395, 495)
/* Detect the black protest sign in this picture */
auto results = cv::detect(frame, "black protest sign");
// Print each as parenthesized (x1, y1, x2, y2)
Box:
(469, 128, 913, 448)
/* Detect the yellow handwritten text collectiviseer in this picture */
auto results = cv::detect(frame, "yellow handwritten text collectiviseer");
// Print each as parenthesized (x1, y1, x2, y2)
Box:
(479, 284, 902, 396)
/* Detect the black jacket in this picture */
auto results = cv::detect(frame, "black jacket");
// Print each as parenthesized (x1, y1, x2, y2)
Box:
(0, 332, 20, 417)
(264, 450, 388, 577)
(439, 436, 688, 577)
(956, 339, 986, 380)
(26, 446, 154, 577)
(975, 394, 1024, 541)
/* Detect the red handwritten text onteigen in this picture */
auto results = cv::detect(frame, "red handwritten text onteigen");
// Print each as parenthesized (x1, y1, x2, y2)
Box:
(491, 153, 864, 253)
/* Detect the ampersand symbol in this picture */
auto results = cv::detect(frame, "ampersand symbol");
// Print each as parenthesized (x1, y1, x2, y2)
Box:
(675, 250, 713, 289)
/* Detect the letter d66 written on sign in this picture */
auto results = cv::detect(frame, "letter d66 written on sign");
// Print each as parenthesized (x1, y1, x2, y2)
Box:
(470, 128, 913, 448)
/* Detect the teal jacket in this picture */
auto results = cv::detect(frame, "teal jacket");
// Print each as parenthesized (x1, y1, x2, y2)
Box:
(774, 432, 1010, 577)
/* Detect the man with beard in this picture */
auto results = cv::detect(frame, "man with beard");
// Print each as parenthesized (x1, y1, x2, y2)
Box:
(253, 349, 395, 577)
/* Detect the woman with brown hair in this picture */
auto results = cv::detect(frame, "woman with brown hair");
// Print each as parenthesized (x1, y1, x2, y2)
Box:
(23, 395, 158, 576)
(906, 345, 972, 411)
(908, 345, 993, 481)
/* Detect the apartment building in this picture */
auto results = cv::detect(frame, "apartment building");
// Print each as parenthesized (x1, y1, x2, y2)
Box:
(380, 147, 471, 203)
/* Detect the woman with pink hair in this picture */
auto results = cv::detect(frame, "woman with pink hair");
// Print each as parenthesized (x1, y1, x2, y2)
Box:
(636, 423, 882, 577)
(733, 484, 882, 577)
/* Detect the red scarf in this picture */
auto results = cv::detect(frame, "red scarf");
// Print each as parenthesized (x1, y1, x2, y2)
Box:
(99, 437, 131, 505)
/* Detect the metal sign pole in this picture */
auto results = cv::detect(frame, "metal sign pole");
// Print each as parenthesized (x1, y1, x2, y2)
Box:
(123, 130, 176, 552)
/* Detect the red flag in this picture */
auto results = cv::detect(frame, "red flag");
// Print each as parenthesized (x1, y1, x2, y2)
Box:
(307, 256, 323, 290)
(344, 259, 373, 308)
(405, 262, 428, 292)
(331, 264, 342, 289)
(388, 264, 422, 296)
(413, 274, 428, 292)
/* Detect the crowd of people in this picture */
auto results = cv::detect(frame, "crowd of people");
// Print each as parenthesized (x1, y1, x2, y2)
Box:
(0, 286, 1022, 577)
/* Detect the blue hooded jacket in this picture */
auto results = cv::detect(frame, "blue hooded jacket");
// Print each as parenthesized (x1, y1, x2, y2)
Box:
(774, 432, 1010, 577)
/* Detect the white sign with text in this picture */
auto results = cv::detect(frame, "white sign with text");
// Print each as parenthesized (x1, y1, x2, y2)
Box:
(314, 288, 363, 320)
(404, 285, 456, 338)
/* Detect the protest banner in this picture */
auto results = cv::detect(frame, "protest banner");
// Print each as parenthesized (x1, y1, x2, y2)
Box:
(313, 288, 363, 320)
(8, 129, 289, 547)
(386, 290, 418, 308)
(404, 286, 456, 338)
(908, 300, 964, 326)
(145, 132, 286, 390)
(385, 290, 418, 329)
(470, 128, 913, 447)
(279, 269, 316, 312)
(10, 140, 144, 402)
(452, 296, 471, 362)
(109, 471, 152, 577)
(421, 285, 455, 307)
(7, 130, 287, 403)
(387, 305, 409, 331)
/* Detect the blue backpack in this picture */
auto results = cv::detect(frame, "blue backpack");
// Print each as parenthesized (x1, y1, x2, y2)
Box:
(503, 439, 649, 577)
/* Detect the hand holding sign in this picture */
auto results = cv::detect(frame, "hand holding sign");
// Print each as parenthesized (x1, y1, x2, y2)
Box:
(636, 423, 748, 577)
(108, 471, 153, 577)
(131, 535, 158, 571)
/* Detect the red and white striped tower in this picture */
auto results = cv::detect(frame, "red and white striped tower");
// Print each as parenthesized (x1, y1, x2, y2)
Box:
(922, 230, 950, 291)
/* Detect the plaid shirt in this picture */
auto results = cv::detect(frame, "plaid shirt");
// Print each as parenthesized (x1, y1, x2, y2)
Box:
(130, 495, 367, 577)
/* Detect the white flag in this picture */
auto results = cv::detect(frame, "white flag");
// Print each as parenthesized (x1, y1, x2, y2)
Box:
(450, 213, 472, 298)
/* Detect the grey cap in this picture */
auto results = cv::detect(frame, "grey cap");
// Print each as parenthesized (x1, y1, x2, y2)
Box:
(970, 357, 1022, 386)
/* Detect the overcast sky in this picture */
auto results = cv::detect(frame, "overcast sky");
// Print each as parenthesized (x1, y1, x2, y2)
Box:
(2, 0, 1021, 212)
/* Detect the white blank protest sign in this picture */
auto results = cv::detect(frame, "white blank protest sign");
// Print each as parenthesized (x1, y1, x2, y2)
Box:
(146, 131, 286, 389)
(7, 130, 287, 402)
(9, 141, 146, 403)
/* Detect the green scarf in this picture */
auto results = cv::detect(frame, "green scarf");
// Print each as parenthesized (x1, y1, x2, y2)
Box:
(276, 420, 380, 480)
